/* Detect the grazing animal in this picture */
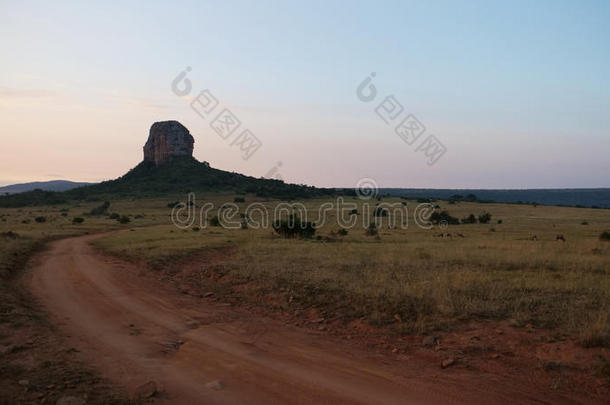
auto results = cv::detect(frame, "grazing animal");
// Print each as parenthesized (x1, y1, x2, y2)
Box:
(530, 235, 538, 241)
(556, 234, 566, 242)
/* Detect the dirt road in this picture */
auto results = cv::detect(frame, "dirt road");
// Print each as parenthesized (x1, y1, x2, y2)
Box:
(27, 234, 579, 404)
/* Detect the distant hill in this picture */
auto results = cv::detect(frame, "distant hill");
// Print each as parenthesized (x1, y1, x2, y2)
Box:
(0, 157, 337, 207)
(379, 188, 610, 209)
(0, 180, 92, 195)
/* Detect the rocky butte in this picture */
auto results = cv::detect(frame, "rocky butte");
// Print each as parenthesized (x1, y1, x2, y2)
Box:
(143, 121, 194, 165)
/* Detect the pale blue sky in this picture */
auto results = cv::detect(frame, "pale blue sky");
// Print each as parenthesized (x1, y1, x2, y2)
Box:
(1, 0, 608, 188)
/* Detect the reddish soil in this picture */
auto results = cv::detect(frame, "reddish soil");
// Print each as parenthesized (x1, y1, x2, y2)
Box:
(27, 234, 609, 404)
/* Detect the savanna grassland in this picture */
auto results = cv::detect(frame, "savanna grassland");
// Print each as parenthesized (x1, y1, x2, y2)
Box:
(0, 198, 173, 403)
(1, 195, 610, 402)
(89, 196, 610, 346)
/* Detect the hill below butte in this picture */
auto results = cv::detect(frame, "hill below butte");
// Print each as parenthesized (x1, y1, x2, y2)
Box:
(0, 121, 336, 207)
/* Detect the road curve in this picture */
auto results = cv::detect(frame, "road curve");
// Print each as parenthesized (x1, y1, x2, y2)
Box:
(28, 234, 568, 404)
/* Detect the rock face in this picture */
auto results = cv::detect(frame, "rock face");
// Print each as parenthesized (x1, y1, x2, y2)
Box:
(143, 121, 194, 165)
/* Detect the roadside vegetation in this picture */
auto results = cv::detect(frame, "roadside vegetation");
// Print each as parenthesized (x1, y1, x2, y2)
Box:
(0, 199, 167, 403)
(90, 196, 610, 347)
(2, 195, 610, 402)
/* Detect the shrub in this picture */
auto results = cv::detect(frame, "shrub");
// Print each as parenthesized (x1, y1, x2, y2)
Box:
(109, 213, 120, 220)
(234, 197, 246, 203)
(365, 222, 378, 236)
(209, 215, 221, 227)
(240, 220, 248, 229)
(192, 226, 200, 232)
(461, 214, 477, 224)
(337, 228, 348, 236)
(89, 201, 110, 216)
(1, 231, 18, 239)
(374, 206, 388, 217)
(35, 216, 46, 223)
(72, 217, 84, 224)
(478, 212, 492, 224)
(429, 211, 459, 225)
(167, 201, 179, 208)
(118, 215, 131, 224)
(581, 221, 589, 225)
(61, 212, 68, 217)
(600, 231, 610, 241)
(350, 208, 358, 215)
(272, 215, 315, 239)
(497, 219, 503, 224)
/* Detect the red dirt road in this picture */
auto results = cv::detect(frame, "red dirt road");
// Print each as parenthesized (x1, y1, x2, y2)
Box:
(28, 235, 584, 404)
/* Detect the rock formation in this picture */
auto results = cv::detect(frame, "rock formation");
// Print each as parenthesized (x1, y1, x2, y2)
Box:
(143, 121, 194, 165)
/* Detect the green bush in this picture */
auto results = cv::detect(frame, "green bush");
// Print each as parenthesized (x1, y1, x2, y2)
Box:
(209, 215, 221, 227)
(430, 211, 459, 225)
(272, 215, 315, 239)
(478, 212, 492, 224)
(234, 197, 246, 203)
(89, 201, 110, 215)
(118, 215, 131, 224)
(337, 228, 348, 236)
(374, 206, 388, 217)
(365, 222, 378, 236)
(600, 231, 610, 241)
(72, 217, 84, 224)
(34, 216, 46, 223)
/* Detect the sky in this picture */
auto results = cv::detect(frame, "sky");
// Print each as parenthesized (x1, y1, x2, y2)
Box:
(1, 0, 609, 189)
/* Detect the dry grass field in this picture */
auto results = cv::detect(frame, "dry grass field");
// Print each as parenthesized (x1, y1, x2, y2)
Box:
(1, 195, 609, 402)
(0, 198, 172, 403)
(80, 195, 610, 346)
